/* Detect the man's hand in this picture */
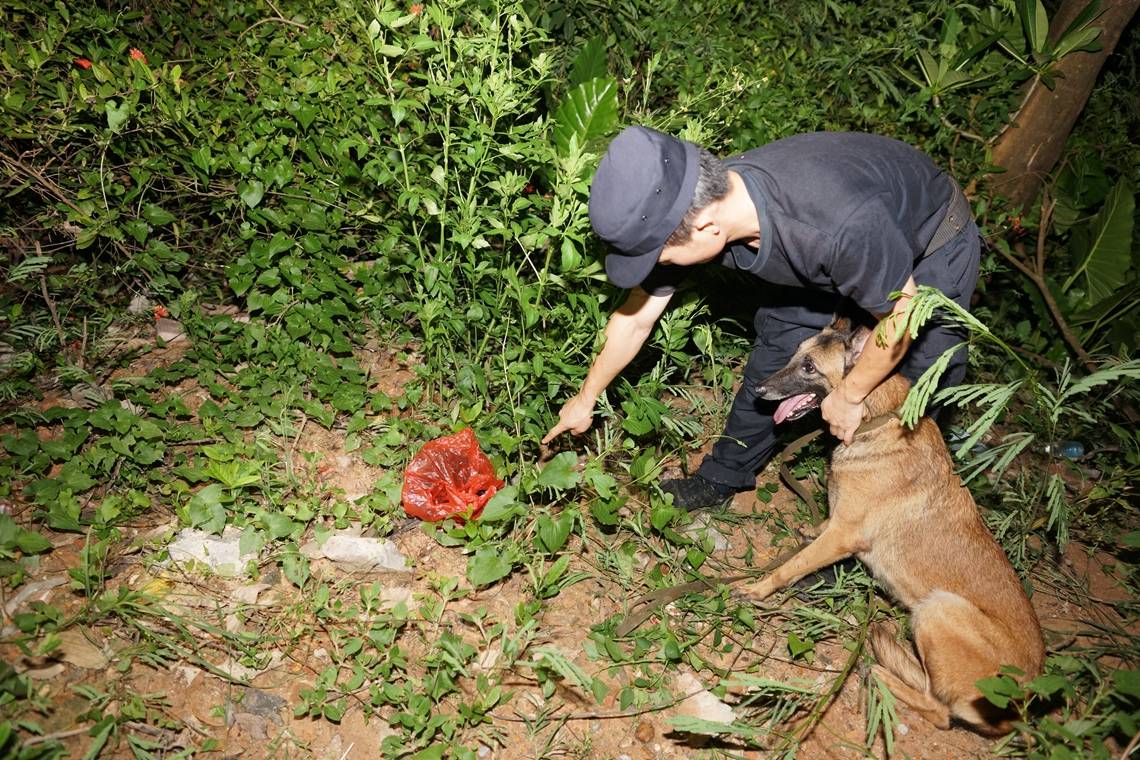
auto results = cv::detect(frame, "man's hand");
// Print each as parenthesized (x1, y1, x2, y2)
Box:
(820, 388, 865, 445)
(541, 394, 597, 444)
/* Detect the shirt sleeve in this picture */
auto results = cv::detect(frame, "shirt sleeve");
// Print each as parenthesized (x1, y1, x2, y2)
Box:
(827, 195, 915, 315)
(639, 264, 687, 296)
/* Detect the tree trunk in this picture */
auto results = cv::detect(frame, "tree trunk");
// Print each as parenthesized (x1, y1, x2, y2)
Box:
(989, 0, 1139, 210)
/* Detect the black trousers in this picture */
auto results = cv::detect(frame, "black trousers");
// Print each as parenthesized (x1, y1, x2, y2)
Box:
(695, 222, 983, 490)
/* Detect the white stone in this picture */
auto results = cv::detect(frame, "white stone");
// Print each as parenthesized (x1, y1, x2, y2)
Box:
(302, 532, 408, 573)
(673, 671, 737, 724)
(155, 317, 186, 342)
(167, 527, 256, 577)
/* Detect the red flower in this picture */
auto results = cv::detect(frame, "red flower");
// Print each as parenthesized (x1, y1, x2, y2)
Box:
(129, 48, 147, 63)
(409, 3, 423, 14)
(73, 57, 92, 69)
(153, 305, 169, 319)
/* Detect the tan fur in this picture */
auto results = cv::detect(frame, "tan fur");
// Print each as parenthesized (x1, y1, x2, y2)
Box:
(739, 323, 1045, 735)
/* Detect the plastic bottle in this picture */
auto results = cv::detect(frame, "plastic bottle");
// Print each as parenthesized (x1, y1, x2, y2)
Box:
(1043, 440, 1085, 459)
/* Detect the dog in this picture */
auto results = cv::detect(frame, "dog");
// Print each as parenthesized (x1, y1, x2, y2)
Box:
(738, 318, 1044, 735)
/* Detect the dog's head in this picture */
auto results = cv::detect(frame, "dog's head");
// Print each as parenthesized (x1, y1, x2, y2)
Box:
(755, 317, 871, 424)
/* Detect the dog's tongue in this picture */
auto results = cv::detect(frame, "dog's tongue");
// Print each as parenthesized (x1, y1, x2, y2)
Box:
(773, 394, 815, 425)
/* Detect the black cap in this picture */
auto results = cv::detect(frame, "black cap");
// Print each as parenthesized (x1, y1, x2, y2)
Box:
(588, 126, 700, 289)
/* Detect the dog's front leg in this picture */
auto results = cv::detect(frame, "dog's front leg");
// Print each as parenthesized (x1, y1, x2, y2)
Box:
(738, 523, 866, 601)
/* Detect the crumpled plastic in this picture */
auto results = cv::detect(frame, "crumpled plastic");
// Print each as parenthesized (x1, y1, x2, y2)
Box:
(401, 428, 503, 521)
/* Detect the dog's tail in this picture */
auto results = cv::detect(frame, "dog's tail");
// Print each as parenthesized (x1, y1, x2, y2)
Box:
(869, 621, 929, 693)
(870, 621, 1019, 735)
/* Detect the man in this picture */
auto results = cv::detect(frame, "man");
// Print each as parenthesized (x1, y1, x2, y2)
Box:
(542, 126, 981, 509)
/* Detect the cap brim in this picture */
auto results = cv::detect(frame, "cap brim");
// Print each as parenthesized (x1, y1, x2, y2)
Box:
(605, 245, 662, 290)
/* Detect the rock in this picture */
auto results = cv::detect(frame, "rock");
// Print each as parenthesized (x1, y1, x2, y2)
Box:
(166, 527, 257, 577)
(301, 531, 408, 573)
(232, 583, 272, 605)
(4, 576, 67, 618)
(230, 712, 270, 740)
(56, 629, 110, 670)
(635, 721, 654, 743)
(673, 671, 737, 724)
(475, 645, 501, 671)
(128, 294, 154, 314)
(24, 664, 64, 680)
(897, 722, 909, 736)
(174, 665, 201, 686)
(236, 687, 287, 721)
(155, 317, 186, 342)
(682, 513, 731, 552)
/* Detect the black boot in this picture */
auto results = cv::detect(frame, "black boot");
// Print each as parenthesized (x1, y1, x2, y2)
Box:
(660, 475, 738, 510)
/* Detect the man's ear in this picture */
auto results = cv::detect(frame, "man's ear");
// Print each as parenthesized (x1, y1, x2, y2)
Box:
(844, 326, 871, 371)
(691, 203, 724, 235)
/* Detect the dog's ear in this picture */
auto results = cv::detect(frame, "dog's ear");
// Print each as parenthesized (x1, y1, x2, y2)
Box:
(844, 326, 871, 371)
(828, 315, 853, 335)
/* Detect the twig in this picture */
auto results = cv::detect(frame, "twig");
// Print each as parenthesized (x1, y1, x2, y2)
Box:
(1121, 728, 1140, 759)
(241, 0, 309, 36)
(989, 74, 1041, 146)
(488, 688, 700, 723)
(36, 241, 70, 364)
(24, 726, 91, 746)
(79, 316, 88, 371)
(3, 151, 135, 261)
(791, 588, 873, 745)
(992, 193, 1097, 373)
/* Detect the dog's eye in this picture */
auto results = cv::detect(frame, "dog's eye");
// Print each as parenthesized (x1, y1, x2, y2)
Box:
(802, 359, 816, 375)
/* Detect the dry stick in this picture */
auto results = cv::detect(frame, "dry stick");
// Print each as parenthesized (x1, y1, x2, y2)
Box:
(241, 0, 309, 35)
(1120, 728, 1140, 760)
(789, 589, 874, 747)
(4, 152, 135, 263)
(79, 316, 88, 371)
(36, 241, 71, 364)
(993, 194, 1097, 373)
(23, 726, 91, 746)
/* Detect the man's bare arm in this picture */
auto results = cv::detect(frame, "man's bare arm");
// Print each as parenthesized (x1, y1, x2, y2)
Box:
(820, 276, 917, 443)
(542, 287, 673, 443)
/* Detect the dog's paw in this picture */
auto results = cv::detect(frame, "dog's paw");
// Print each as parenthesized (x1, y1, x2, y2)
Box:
(733, 580, 773, 605)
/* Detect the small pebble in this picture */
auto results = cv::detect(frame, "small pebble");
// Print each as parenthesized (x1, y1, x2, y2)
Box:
(635, 721, 654, 743)
(897, 722, 909, 736)
(477, 744, 491, 758)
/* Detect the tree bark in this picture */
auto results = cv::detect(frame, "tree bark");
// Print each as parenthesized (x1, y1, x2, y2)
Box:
(989, 0, 1139, 210)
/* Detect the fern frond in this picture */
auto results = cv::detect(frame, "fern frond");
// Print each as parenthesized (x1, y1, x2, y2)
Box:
(957, 431, 1037, 483)
(1044, 473, 1068, 548)
(908, 285, 994, 338)
(935, 382, 1016, 408)
(899, 341, 963, 427)
(6, 255, 52, 283)
(950, 381, 1022, 460)
(1060, 358, 1140, 402)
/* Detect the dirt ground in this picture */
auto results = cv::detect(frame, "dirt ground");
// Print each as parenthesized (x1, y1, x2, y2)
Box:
(2, 332, 1134, 759)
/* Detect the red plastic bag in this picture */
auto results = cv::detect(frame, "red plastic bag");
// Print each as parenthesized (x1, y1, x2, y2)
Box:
(401, 428, 503, 521)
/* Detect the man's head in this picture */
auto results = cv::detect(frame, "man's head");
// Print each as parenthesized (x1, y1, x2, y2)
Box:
(589, 126, 729, 288)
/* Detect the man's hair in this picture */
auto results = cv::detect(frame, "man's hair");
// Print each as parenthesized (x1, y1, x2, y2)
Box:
(665, 148, 730, 246)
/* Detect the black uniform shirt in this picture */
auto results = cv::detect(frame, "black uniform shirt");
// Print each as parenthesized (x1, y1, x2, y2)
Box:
(641, 132, 954, 316)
